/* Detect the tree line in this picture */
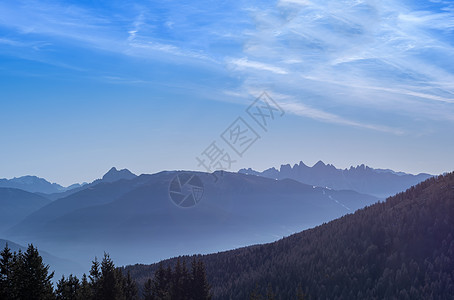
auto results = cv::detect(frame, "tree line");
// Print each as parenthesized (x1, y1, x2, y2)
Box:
(142, 258, 211, 300)
(0, 244, 211, 300)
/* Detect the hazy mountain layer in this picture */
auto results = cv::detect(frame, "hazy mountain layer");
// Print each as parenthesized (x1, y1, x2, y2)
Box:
(0, 188, 50, 233)
(0, 176, 80, 194)
(6, 171, 378, 270)
(240, 161, 432, 198)
(35, 167, 137, 201)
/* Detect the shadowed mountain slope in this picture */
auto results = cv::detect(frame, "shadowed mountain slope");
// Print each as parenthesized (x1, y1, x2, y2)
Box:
(0, 188, 51, 233)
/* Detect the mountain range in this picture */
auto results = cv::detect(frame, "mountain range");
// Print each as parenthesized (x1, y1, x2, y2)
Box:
(0, 163, 435, 278)
(239, 161, 432, 198)
(0, 167, 136, 197)
(5, 170, 378, 271)
(0, 176, 83, 194)
(39, 167, 138, 201)
(125, 172, 454, 299)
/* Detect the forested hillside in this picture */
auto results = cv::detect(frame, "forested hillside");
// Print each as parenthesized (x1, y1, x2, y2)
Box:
(125, 172, 454, 299)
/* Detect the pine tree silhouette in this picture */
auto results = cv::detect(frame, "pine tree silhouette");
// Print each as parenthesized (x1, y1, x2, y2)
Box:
(143, 278, 153, 300)
(18, 244, 54, 300)
(99, 253, 124, 300)
(0, 244, 13, 299)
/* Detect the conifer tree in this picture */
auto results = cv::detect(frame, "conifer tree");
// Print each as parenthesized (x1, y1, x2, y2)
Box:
(89, 257, 101, 299)
(10, 249, 25, 299)
(56, 274, 80, 300)
(171, 258, 184, 299)
(180, 260, 190, 300)
(191, 258, 211, 300)
(296, 284, 306, 300)
(122, 270, 138, 300)
(249, 284, 263, 300)
(143, 278, 153, 300)
(152, 262, 170, 299)
(0, 244, 13, 299)
(265, 283, 275, 300)
(19, 244, 55, 300)
(99, 253, 124, 300)
(77, 274, 92, 300)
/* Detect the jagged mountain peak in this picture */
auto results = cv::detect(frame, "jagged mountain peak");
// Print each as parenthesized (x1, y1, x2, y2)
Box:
(298, 161, 309, 167)
(238, 161, 432, 198)
(102, 167, 137, 183)
(313, 160, 326, 168)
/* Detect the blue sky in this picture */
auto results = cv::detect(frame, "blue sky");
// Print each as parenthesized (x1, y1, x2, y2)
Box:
(0, 0, 453, 186)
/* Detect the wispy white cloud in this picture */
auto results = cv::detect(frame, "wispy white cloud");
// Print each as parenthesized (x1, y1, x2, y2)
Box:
(0, 0, 452, 133)
(0, 38, 23, 46)
(398, 10, 454, 30)
(283, 99, 405, 134)
(226, 0, 454, 132)
(242, 88, 405, 134)
(229, 58, 288, 74)
(0, 0, 216, 64)
(278, 0, 312, 6)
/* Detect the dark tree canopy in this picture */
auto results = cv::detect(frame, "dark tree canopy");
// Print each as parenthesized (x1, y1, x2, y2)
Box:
(0, 246, 141, 300)
(143, 257, 211, 300)
(0, 244, 54, 300)
(0, 244, 210, 300)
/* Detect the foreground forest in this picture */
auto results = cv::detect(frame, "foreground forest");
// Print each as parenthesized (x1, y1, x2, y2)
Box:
(125, 172, 454, 299)
(0, 245, 211, 300)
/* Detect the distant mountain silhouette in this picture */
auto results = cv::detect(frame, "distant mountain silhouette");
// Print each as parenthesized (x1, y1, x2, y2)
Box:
(0, 188, 50, 233)
(125, 172, 454, 299)
(239, 161, 432, 198)
(39, 167, 137, 201)
(0, 176, 82, 194)
(0, 167, 135, 198)
(6, 171, 378, 269)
